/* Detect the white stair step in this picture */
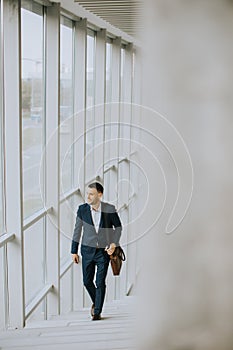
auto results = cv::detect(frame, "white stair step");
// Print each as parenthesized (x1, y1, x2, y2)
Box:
(0, 297, 136, 350)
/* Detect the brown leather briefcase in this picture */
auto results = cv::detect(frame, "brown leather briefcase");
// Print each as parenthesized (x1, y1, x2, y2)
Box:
(109, 246, 126, 276)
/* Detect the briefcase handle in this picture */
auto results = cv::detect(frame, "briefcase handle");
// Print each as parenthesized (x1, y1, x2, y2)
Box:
(110, 246, 126, 261)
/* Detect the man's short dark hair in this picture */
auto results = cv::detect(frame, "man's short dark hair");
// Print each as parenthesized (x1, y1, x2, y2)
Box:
(88, 182, 104, 194)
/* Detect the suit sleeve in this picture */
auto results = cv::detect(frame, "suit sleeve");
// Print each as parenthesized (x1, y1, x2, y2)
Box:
(71, 206, 83, 254)
(111, 207, 122, 246)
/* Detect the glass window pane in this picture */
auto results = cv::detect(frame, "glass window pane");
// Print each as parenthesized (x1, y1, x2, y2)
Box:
(0, 6, 6, 306)
(0, 248, 6, 329)
(26, 301, 45, 324)
(86, 33, 95, 117)
(24, 219, 45, 307)
(60, 269, 72, 314)
(0, 135, 3, 236)
(60, 198, 73, 267)
(104, 42, 113, 164)
(60, 17, 74, 195)
(119, 47, 130, 150)
(86, 32, 96, 177)
(0, 1, 4, 236)
(21, 4, 45, 219)
(106, 42, 112, 104)
(120, 47, 126, 102)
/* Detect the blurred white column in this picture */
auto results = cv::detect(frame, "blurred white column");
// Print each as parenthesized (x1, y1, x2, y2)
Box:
(136, 1, 233, 349)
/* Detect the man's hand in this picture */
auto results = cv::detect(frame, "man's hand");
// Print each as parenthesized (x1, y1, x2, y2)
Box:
(105, 243, 116, 255)
(72, 254, 79, 264)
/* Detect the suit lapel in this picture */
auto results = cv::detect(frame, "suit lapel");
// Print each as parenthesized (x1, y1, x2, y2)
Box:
(85, 205, 94, 226)
(99, 202, 105, 230)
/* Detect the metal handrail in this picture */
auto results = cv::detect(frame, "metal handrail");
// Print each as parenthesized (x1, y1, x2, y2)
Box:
(118, 157, 129, 164)
(118, 192, 136, 212)
(103, 164, 117, 173)
(0, 232, 15, 248)
(118, 150, 137, 164)
(60, 259, 74, 279)
(23, 206, 53, 231)
(118, 203, 128, 212)
(60, 187, 82, 204)
(25, 283, 53, 320)
(85, 175, 102, 186)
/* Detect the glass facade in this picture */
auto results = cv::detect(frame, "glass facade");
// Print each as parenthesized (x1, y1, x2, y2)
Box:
(0, 0, 135, 330)
(21, 2, 45, 219)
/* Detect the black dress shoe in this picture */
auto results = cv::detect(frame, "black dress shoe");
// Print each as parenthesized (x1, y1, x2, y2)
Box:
(92, 314, 101, 321)
(91, 304, 95, 317)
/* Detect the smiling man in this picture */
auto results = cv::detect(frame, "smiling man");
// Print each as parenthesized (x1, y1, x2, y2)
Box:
(71, 182, 122, 320)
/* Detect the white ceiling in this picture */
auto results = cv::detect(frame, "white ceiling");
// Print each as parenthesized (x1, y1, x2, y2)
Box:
(74, 0, 142, 37)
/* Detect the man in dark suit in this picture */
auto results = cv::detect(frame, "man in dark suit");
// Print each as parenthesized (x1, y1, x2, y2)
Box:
(71, 182, 122, 320)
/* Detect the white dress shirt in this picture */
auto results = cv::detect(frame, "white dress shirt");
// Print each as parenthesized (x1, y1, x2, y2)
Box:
(90, 202, 101, 233)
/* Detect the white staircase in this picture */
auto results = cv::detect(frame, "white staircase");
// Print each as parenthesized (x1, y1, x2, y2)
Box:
(0, 297, 136, 350)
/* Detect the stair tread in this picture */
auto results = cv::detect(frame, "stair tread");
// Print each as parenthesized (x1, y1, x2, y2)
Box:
(0, 297, 136, 350)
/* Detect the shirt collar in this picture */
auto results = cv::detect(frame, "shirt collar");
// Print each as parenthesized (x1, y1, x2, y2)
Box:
(90, 202, 101, 212)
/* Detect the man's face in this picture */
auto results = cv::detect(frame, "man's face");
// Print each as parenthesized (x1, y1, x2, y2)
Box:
(87, 187, 102, 206)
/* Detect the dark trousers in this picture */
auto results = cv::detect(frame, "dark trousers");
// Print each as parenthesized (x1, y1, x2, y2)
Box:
(81, 246, 110, 315)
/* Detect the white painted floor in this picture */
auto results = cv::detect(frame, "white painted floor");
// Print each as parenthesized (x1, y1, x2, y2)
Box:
(0, 297, 136, 350)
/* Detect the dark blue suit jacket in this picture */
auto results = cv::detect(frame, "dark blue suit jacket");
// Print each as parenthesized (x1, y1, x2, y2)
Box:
(71, 201, 122, 254)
